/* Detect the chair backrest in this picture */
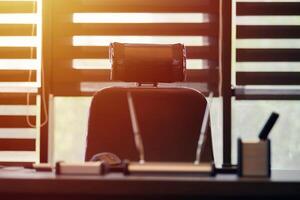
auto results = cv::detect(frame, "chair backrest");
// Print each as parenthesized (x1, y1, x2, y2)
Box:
(85, 43, 214, 162)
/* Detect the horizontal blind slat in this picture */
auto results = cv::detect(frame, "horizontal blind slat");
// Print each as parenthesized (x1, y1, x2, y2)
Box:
(237, 26, 300, 39)
(235, 86, 300, 100)
(55, 0, 218, 13)
(0, 116, 36, 128)
(0, 1, 36, 13)
(0, 48, 36, 59)
(0, 70, 36, 82)
(237, 2, 300, 16)
(236, 72, 300, 85)
(0, 93, 36, 105)
(237, 49, 300, 62)
(0, 25, 36, 36)
(0, 139, 35, 151)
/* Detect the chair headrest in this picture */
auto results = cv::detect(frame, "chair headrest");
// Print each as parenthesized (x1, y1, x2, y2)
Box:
(109, 42, 186, 83)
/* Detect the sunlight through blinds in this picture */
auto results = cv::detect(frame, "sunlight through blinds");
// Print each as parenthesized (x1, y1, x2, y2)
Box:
(0, 0, 42, 165)
(233, 0, 300, 99)
(51, 0, 220, 95)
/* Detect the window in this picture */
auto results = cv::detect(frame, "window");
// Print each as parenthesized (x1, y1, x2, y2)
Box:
(0, 0, 42, 164)
(232, 0, 300, 169)
(5, 0, 300, 169)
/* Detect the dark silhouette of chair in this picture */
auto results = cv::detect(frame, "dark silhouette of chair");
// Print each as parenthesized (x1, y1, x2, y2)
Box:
(85, 43, 214, 162)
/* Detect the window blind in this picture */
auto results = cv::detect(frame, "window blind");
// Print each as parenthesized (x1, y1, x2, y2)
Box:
(0, 0, 42, 165)
(50, 0, 220, 96)
(234, 0, 300, 99)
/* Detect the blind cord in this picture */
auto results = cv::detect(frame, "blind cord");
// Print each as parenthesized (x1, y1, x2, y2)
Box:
(26, 0, 48, 128)
(218, 0, 223, 96)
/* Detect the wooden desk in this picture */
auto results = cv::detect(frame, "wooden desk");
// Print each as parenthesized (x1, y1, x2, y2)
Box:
(0, 169, 299, 199)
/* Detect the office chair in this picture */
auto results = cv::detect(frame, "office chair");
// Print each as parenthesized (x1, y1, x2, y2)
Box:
(85, 43, 214, 163)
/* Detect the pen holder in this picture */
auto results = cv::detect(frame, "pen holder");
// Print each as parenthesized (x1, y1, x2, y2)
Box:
(238, 138, 271, 177)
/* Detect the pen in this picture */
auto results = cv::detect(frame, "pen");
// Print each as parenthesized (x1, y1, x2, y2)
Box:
(258, 112, 279, 140)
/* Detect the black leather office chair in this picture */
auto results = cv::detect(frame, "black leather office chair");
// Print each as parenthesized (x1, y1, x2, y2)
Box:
(85, 43, 213, 162)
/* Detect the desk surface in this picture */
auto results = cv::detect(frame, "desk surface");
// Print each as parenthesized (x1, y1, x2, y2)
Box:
(0, 169, 299, 199)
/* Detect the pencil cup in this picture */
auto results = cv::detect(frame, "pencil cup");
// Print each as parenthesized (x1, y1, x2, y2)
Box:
(238, 138, 271, 177)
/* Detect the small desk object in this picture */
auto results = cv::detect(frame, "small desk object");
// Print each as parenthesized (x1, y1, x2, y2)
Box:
(238, 112, 279, 177)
